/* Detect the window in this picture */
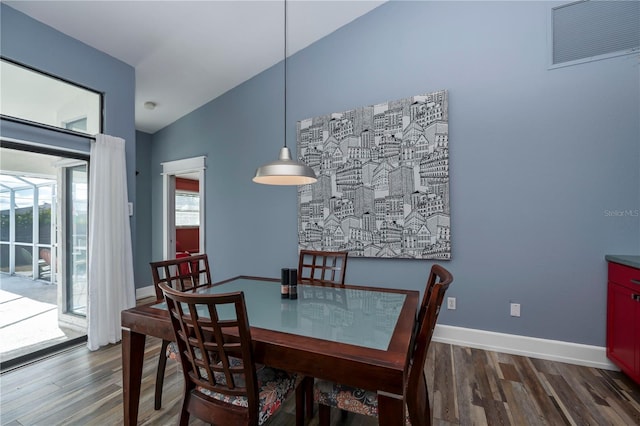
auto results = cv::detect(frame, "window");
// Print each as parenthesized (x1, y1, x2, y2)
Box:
(64, 117, 88, 132)
(175, 191, 200, 227)
(0, 58, 101, 134)
(551, 0, 640, 67)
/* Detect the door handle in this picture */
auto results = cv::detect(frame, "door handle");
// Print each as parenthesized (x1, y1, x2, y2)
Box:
(633, 294, 640, 302)
(631, 279, 640, 286)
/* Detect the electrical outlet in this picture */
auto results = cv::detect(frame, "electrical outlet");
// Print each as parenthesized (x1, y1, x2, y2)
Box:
(447, 297, 456, 310)
(510, 303, 521, 317)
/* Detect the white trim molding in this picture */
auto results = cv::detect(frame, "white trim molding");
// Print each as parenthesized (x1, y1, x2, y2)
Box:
(135, 285, 156, 301)
(433, 324, 618, 371)
(160, 156, 206, 175)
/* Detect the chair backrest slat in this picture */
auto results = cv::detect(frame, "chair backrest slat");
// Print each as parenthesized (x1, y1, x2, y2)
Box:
(298, 250, 348, 285)
(150, 254, 212, 300)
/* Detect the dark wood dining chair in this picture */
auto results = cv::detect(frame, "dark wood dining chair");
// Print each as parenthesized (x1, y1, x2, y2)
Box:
(297, 249, 349, 418)
(159, 282, 305, 426)
(150, 254, 212, 410)
(313, 265, 453, 426)
(297, 249, 348, 285)
(414, 264, 453, 348)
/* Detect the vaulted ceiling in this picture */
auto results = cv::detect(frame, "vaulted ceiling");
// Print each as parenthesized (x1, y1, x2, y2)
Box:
(4, 1, 385, 133)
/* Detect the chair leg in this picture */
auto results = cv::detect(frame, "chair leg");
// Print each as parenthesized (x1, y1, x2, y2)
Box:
(340, 408, 349, 421)
(304, 376, 314, 419)
(154, 339, 170, 410)
(426, 382, 432, 426)
(178, 402, 190, 426)
(318, 403, 331, 426)
(295, 377, 306, 426)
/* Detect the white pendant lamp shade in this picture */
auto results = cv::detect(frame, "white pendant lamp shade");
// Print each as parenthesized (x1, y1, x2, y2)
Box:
(253, 147, 317, 185)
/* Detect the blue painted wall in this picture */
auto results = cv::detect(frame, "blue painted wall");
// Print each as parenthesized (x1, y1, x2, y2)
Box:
(1, 4, 137, 272)
(135, 131, 153, 287)
(150, 1, 638, 346)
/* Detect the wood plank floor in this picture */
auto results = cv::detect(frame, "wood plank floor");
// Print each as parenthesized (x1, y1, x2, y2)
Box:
(1, 337, 639, 425)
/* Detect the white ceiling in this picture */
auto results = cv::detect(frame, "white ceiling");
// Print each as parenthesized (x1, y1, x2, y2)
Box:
(0, 148, 60, 179)
(4, 0, 386, 134)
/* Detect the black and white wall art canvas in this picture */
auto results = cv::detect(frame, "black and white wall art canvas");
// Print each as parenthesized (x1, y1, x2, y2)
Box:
(297, 90, 450, 260)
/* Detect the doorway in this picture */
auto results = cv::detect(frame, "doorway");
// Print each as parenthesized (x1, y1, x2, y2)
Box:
(175, 176, 201, 255)
(0, 146, 88, 367)
(161, 157, 206, 260)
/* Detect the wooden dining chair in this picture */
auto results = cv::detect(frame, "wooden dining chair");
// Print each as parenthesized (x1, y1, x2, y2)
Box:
(159, 283, 305, 426)
(414, 264, 453, 347)
(150, 254, 213, 410)
(298, 249, 348, 285)
(313, 266, 453, 426)
(297, 249, 349, 418)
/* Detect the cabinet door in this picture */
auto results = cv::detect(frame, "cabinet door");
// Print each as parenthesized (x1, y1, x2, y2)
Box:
(607, 280, 639, 380)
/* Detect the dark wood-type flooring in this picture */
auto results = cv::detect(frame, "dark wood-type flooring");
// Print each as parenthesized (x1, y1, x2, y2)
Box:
(2, 336, 639, 425)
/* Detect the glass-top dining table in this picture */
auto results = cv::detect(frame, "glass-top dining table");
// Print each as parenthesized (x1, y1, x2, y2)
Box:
(121, 275, 419, 425)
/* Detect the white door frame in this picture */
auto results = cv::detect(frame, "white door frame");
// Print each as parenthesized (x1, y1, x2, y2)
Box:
(161, 156, 206, 260)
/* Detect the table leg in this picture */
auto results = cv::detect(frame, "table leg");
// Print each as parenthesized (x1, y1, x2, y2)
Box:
(122, 327, 146, 426)
(377, 391, 405, 426)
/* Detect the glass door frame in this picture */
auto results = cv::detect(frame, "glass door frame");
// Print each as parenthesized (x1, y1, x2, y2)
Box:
(55, 158, 89, 329)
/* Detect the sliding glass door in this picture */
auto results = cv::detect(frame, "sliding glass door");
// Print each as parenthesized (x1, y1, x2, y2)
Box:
(64, 164, 88, 316)
(0, 147, 88, 367)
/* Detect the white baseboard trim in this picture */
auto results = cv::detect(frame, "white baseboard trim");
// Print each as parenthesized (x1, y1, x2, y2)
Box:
(433, 324, 618, 371)
(136, 285, 156, 300)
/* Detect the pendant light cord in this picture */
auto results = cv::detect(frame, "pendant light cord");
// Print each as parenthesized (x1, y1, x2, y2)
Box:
(283, 0, 288, 148)
(253, 0, 317, 184)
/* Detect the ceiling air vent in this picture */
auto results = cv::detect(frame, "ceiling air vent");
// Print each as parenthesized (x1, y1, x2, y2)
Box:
(551, 0, 639, 67)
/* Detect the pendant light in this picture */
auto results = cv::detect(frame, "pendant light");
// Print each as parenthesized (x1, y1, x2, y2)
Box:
(253, 0, 317, 186)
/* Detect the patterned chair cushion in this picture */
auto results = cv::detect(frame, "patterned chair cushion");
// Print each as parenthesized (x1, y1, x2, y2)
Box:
(168, 343, 298, 424)
(197, 357, 300, 426)
(166, 341, 179, 361)
(314, 379, 411, 424)
(315, 379, 378, 417)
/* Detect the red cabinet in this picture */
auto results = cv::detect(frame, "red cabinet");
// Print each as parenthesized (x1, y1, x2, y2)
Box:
(606, 260, 640, 384)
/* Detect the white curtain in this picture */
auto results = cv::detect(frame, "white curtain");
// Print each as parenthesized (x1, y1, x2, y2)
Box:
(87, 134, 136, 350)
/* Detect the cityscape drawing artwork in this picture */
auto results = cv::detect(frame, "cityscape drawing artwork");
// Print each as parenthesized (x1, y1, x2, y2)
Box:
(297, 90, 450, 259)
